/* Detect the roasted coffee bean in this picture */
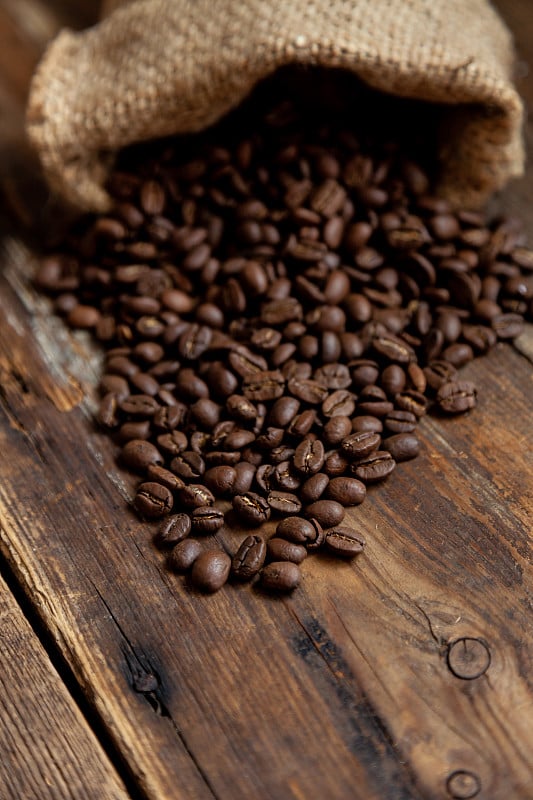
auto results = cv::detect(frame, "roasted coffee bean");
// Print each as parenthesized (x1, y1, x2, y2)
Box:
(437, 381, 477, 414)
(351, 415, 383, 433)
(380, 364, 406, 396)
(242, 370, 285, 401)
(287, 377, 329, 404)
(293, 438, 325, 475)
(323, 415, 353, 445)
(120, 394, 160, 417)
(384, 410, 418, 434)
(267, 538, 307, 564)
(190, 398, 222, 430)
(300, 473, 330, 505)
(260, 562, 301, 592)
(341, 431, 381, 459)
(191, 551, 231, 593)
(287, 409, 316, 438)
(204, 465, 237, 497)
(267, 491, 302, 515)
(325, 527, 366, 557)
(118, 420, 151, 442)
(121, 440, 163, 472)
(232, 535, 267, 580)
(255, 427, 284, 450)
(322, 390, 356, 418)
(233, 492, 271, 526)
(491, 312, 524, 339)
(171, 451, 205, 480)
(326, 477, 366, 506)
(157, 430, 188, 456)
(167, 539, 202, 572)
(191, 506, 225, 534)
(232, 462, 256, 495)
(178, 484, 214, 509)
(134, 482, 173, 518)
(323, 449, 350, 477)
(221, 372, 248, 412)
(268, 396, 301, 428)
(97, 393, 119, 428)
(351, 451, 396, 483)
(146, 465, 185, 492)
(276, 516, 318, 545)
(423, 360, 458, 392)
(304, 500, 345, 528)
(273, 461, 301, 491)
(156, 513, 192, 547)
(394, 390, 428, 418)
(314, 363, 352, 390)
(382, 433, 420, 461)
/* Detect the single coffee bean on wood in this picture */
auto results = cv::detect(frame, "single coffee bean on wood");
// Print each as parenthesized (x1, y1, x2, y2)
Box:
(260, 561, 301, 593)
(325, 527, 366, 557)
(191, 551, 232, 593)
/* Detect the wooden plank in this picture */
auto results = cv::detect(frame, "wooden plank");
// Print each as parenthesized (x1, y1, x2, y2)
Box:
(0, 568, 129, 800)
(0, 237, 532, 798)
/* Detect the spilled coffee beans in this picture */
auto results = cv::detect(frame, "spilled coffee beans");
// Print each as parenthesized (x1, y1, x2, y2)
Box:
(37, 72, 532, 595)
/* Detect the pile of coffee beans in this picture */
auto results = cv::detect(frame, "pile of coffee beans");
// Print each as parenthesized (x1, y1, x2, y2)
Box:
(35, 71, 532, 594)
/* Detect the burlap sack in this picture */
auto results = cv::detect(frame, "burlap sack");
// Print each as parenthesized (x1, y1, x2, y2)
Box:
(26, 0, 524, 213)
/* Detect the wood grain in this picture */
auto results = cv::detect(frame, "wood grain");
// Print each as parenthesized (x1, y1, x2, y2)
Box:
(0, 568, 129, 800)
(0, 1, 531, 799)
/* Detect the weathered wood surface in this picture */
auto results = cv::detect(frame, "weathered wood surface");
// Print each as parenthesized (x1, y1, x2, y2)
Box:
(0, 567, 129, 800)
(0, 1, 532, 799)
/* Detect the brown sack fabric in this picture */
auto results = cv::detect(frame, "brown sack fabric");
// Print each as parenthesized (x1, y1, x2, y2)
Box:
(26, 0, 524, 213)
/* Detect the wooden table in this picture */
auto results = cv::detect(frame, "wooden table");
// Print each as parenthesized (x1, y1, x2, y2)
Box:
(1, 2, 532, 798)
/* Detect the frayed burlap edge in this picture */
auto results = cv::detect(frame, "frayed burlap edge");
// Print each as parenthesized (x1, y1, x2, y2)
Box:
(26, 0, 524, 212)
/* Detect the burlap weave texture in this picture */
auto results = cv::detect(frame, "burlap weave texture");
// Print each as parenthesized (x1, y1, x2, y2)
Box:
(27, 0, 524, 212)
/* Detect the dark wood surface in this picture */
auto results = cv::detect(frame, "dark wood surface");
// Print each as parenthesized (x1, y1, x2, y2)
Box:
(0, 2, 532, 799)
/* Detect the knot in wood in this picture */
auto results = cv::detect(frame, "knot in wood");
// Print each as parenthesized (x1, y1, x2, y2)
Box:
(446, 637, 491, 680)
(446, 769, 481, 798)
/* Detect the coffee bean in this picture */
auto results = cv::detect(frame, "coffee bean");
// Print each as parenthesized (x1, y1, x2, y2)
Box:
(233, 492, 271, 526)
(323, 416, 352, 445)
(242, 371, 285, 401)
(325, 527, 366, 557)
(293, 438, 325, 475)
(260, 562, 301, 592)
(157, 430, 188, 456)
(232, 462, 256, 495)
(384, 410, 418, 434)
(276, 516, 318, 545)
(232, 535, 267, 580)
(268, 396, 301, 428)
(341, 431, 381, 459)
(191, 506, 225, 534)
(304, 500, 345, 528)
(267, 491, 302, 515)
(267, 538, 307, 564)
(204, 465, 237, 497)
(351, 451, 396, 483)
(156, 513, 191, 547)
(191, 551, 231, 592)
(382, 433, 420, 461)
(171, 451, 205, 480)
(121, 439, 163, 472)
(300, 473, 330, 505)
(134, 482, 173, 518)
(437, 381, 477, 414)
(326, 477, 366, 506)
(146, 465, 185, 492)
(351, 415, 383, 433)
(167, 539, 202, 572)
(178, 484, 214, 509)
